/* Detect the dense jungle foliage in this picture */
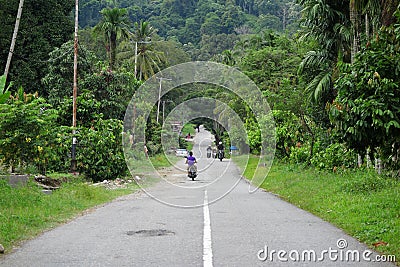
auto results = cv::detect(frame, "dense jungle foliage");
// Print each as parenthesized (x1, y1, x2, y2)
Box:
(0, 0, 399, 180)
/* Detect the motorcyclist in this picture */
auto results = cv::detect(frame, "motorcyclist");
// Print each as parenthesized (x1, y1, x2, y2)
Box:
(206, 145, 212, 158)
(185, 151, 197, 174)
(217, 141, 224, 159)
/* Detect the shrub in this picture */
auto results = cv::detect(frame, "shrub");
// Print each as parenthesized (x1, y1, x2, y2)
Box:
(289, 143, 311, 164)
(311, 143, 357, 171)
(0, 97, 58, 173)
(76, 119, 127, 182)
(37, 126, 72, 173)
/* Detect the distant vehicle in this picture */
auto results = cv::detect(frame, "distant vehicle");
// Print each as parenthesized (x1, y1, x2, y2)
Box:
(218, 149, 224, 161)
(175, 148, 188, 157)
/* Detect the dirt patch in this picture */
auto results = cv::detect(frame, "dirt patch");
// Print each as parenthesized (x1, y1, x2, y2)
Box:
(34, 175, 65, 188)
(157, 166, 187, 184)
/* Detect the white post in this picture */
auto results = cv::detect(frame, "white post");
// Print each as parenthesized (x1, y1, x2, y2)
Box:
(357, 154, 362, 167)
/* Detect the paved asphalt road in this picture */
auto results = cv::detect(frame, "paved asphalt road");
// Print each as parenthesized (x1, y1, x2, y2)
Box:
(0, 126, 396, 266)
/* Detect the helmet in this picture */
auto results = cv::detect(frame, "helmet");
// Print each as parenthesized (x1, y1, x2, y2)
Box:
(219, 141, 222, 144)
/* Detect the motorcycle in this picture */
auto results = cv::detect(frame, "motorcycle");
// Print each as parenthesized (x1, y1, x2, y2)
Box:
(206, 147, 212, 158)
(188, 164, 197, 181)
(218, 149, 224, 161)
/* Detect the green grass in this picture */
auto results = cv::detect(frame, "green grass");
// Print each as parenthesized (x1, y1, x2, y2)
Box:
(234, 155, 400, 264)
(150, 153, 180, 169)
(0, 177, 137, 254)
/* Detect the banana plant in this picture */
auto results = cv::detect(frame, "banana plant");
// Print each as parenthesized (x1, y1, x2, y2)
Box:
(0, 74, 12, 104)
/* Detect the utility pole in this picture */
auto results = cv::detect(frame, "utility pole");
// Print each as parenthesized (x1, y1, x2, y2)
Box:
(162, 100, 165, 123)
(156, 77, 171, 124)
(134, 41, 138, 78)
(4, 0, 24, 81)
(162, 100, 173, 123)
(71, 0, 79, 172)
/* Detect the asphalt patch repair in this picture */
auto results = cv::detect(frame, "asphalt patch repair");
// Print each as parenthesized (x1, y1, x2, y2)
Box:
(126, 229, 175, 237)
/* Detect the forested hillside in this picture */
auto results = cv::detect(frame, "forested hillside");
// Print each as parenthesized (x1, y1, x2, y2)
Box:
(79, 0, 300, 44)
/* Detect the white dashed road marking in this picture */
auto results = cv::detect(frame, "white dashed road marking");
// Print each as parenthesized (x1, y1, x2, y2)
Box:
(203, 190, 213, 267)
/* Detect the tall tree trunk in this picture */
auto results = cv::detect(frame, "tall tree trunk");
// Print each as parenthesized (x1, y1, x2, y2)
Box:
(282, 5, 287, 31)
(350, 0, 361, 63)
(4, 0, 24, 81)
(365, 13, 370, 40)
(381, 0, 399, 26)
(110, 32, 117, 70)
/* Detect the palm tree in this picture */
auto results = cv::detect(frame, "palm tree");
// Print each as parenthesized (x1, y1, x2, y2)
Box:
(94, 7, 131, 70)
(211, 50, 236, 66)
(297, 0, 351, 101)
(136, 45, 165, 80)
(133, 21, 155, 43)
(132, 21, 164, 80)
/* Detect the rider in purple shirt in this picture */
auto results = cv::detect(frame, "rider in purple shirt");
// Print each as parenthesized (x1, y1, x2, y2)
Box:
(186, 151, 197, 173)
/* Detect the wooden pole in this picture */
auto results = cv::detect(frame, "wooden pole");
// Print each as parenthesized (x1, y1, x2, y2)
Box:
(4, 0, 24, 81)
(71, 0, 79, 172)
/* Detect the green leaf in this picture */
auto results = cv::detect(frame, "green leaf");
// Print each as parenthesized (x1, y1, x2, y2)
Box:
(383, 110, 394, 119)
(0, 92, 11, 104)
(386, 120, 400, 133)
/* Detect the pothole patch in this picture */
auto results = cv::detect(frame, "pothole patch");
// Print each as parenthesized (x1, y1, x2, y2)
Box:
(126, 229, 175, 237)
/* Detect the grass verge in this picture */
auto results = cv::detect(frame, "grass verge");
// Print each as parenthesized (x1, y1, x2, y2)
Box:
(234, 155, 399, 264)
(150, 153, 179, 169)
(0, 176, 137, 254)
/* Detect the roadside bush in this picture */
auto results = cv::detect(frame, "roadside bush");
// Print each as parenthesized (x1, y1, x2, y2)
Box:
(76, 118, 127, 182)
(80, 70, 140, 120)
(273, 110, 304, 158)
(37, 126, 72, 173)
(289, 143, 310, 164)
(56, 90, 103, 128)
(0, 97, 58, 173)
(311, 143, 357, 171)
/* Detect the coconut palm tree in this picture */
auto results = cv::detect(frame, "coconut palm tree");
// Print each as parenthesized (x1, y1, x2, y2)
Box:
(132, 21, 165, 80)
(94, 7, 131, 70)
(133, 21, 156, 43)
